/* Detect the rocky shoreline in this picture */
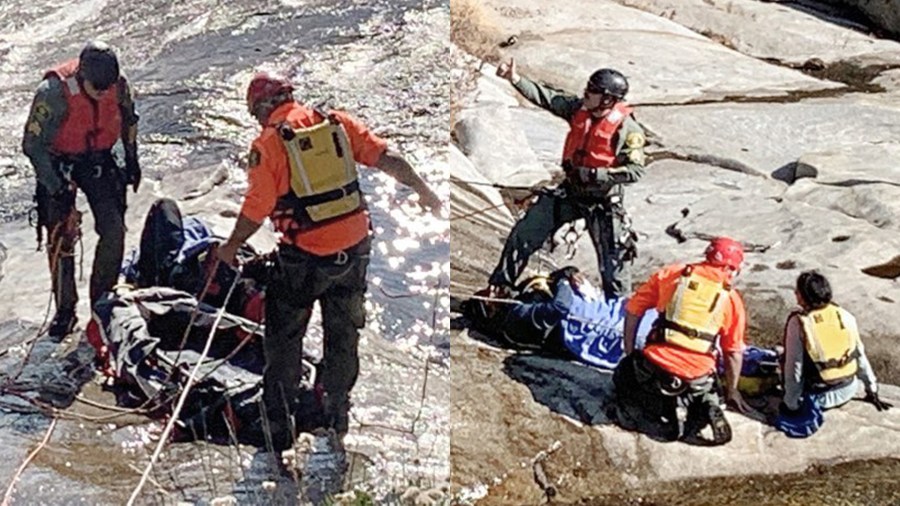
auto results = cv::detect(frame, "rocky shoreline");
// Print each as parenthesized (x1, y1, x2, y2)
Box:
(450, 0, 900, 503)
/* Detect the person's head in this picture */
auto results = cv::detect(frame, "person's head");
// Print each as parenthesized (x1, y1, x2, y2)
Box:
(78, 41, 119, 96)
(795, 270, 833, 310)
(704, 236, 744, 274)
(246, 72, 294, 125)
(584, 68, 628, 112)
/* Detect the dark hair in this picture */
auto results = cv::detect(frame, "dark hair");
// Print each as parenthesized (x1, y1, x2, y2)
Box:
(79, 41, 119, 91)
(796, 270, 832, 310)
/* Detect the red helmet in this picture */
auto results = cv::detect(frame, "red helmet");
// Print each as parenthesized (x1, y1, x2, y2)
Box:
(246, 72, 294, 118)
(705, 236, 744, 270)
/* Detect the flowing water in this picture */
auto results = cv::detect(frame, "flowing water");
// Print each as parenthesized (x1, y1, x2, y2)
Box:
(0, 0, 450, 503)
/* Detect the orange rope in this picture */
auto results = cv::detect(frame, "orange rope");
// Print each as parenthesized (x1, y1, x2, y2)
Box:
(1, 417, 57, 506)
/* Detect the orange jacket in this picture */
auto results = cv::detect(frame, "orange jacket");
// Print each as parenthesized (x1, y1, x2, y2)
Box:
(240, 102, 387, 256)
(626, 262, 747, 379)
(45, 59, 122, 156)
(561, 102, 632, 168)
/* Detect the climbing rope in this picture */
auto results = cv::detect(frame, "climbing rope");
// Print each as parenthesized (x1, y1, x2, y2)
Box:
(1, 417, 57, 506)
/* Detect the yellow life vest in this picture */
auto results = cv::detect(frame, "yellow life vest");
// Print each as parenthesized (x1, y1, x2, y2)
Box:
(658, 266, 730, 354)
(798, 304, 859, 385)
(277, 115, 362, 229)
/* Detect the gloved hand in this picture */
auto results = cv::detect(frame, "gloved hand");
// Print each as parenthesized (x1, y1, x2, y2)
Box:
(865, 391, 893, 412)
(125, 153, 141, 193)
(51, 181, 75, 202)
(571, 166, 610, 184)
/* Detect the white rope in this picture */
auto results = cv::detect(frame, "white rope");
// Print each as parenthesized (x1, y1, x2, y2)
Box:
(127, 265, 242, 505)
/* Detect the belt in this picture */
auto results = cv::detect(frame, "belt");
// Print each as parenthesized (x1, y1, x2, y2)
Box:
(637, 352, 715, 397)
(279, 235, 371, 266)
(656, 318, 718, 343)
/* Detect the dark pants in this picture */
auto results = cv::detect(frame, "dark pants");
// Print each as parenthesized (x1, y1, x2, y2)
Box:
(40, 157, 126, 313)
(263, 236, 370, 448)
(612, 352, 720, 441)
(488, 185, 635, 299)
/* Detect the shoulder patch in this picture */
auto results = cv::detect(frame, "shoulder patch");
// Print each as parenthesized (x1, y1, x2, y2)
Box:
(26, 120, 42, 136)
(247, 148, 261, 169)
(26, 101, 51, 136)
(625, 131, 646, 149)
(627, 149, 646, 166)
(32, 101, 51, 123)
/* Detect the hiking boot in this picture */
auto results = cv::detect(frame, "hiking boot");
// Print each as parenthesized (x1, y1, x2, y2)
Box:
(682, 403, 732, 446)
(324, 402, 350, 438)
(267, 420, 297, 453)
(48, 310, 77, 338)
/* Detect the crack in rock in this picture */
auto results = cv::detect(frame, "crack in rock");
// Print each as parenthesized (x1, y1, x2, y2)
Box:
(648, 150, 765, 177)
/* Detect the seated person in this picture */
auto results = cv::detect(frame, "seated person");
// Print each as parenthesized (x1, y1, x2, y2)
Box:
(780, 271, 892, 415)
(613, 237, 750, 445)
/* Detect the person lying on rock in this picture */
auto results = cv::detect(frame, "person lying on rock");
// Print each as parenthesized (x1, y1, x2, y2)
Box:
(779, 270, 891, 417)
(486, 58, 646, 301)
(22, 41, 141, 338)
(499, 266, 655, 369)
(613, 237, 750, 445)
(215, 72, 442, 452)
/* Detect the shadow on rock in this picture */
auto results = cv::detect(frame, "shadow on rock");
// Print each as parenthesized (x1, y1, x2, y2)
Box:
(502, 353, 615, 426)
(0, 321, 95, 412)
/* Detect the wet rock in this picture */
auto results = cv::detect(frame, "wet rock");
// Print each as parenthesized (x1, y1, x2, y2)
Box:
(209, 495, 238, 506)
(0, 2, 449, 504)
(414, 487, 446, 505)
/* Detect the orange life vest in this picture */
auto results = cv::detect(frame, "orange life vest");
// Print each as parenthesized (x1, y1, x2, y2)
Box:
(45, 59, 122, 156)
(561, 102, 632, 169)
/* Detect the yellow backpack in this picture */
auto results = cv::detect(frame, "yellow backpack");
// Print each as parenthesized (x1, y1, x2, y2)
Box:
(277, 114, 362, 228)
(658, 266, 730, 354)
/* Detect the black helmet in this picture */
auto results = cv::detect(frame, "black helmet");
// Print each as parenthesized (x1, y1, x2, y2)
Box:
(587, 68, 628, 99)
(79, 41, 120, 91)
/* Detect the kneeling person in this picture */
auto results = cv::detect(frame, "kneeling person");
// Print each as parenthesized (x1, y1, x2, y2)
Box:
(614, 237, 750, 444)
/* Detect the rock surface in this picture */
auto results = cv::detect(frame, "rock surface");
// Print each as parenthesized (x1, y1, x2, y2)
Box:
(471, 0, 843, 104)
(451, 0, 900, 502)
(613, 0, 900, 67)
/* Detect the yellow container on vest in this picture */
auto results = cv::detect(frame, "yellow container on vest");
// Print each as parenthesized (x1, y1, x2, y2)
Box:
(662, 269, 730, 354)
(282, 120, 361, 223)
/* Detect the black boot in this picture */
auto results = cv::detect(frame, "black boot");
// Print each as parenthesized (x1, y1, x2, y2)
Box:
(48, 310, 77, 339)
(323, 394, 351, 437)
(682, 402, 732, 446)
(708, 403, 732, 445)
